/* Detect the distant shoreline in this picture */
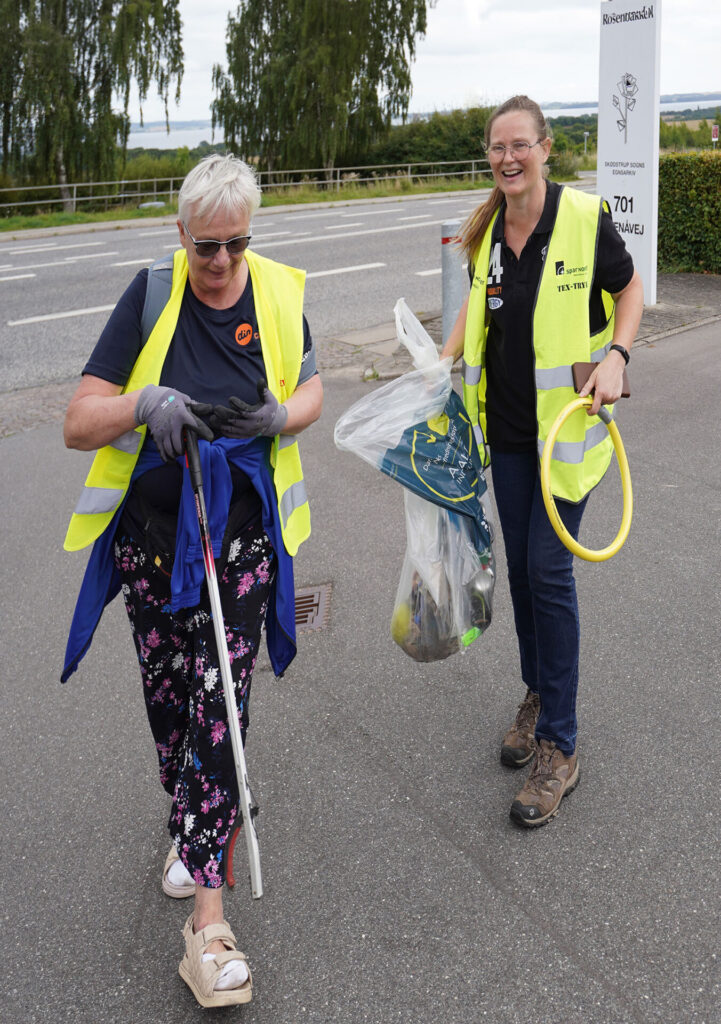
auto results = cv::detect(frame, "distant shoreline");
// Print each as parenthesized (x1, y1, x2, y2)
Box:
(542, 91, 721, 110)
(129, 93, 721, 134)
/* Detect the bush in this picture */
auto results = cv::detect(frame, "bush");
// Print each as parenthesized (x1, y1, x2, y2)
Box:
(658, 152, 721, 272)
(548, 151, 578, 180)
(354, 106, 492, 165)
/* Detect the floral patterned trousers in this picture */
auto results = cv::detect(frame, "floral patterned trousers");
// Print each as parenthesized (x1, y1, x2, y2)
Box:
(113, 519, 276, 888)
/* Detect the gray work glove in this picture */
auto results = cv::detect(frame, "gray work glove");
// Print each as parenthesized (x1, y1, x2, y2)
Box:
(134, 384, 213, 462)
(210, 379, 288, 439)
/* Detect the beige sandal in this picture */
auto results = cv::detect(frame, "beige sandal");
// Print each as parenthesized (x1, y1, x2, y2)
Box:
(179, 913, 253, 1007)
(161, 845, 195, 899)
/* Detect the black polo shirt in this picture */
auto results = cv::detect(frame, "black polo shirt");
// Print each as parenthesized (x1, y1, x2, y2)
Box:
(472, 181, 634, 452)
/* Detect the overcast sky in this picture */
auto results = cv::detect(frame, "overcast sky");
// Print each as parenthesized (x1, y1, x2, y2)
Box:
(133, 0, 720, 123)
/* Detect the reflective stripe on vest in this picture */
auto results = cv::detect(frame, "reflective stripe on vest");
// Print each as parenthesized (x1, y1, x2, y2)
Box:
(462, 187, 617, 503)
(110, 428, 144, 455)
(65, 248, 310, 555)
(74, 485, 125, 516)
(462, 359, 482, 388)
(537, 416, 612, 464)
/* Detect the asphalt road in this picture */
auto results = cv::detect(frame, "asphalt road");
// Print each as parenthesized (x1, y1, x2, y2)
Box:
(0, 192, 485, 392)
(1, 313, 720, 1023)
(1, 183, 607, 393)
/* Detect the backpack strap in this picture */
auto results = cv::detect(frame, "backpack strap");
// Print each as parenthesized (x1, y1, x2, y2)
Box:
(140, 254, 175, 347)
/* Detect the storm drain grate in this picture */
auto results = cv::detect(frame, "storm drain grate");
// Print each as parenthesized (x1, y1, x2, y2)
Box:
(295, 583, 332, 632)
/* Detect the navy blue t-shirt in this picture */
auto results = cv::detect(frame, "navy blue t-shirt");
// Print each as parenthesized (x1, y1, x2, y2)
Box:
(83, 262, 317, 537)
(84, 266, 317, 405)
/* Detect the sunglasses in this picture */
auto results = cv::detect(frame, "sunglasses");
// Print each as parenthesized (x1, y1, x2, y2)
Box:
(182, 220, 252, 258)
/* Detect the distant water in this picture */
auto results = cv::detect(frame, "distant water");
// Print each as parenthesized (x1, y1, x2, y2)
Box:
(542, 99, 721, 119)
(127, 126, 219, 150)
(127, 98, 721, 150)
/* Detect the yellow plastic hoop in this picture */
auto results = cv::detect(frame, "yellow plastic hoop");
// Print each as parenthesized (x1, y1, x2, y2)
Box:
(540, 396, 633, 562)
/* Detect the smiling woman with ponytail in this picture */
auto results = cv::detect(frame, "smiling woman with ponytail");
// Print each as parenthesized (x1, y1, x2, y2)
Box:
(440, 95, 643, 829)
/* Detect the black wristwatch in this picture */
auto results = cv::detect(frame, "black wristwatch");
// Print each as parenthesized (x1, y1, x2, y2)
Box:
(609, 344, 630, 365)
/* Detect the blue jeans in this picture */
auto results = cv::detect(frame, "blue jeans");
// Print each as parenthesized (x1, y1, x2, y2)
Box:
(490, 450, 588, 755)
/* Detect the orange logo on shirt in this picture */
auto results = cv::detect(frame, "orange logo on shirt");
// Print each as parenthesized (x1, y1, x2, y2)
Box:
(235, 323, 253, 346)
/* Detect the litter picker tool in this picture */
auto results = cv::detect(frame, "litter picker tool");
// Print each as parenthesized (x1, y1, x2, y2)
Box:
(183, 428, 263, 899)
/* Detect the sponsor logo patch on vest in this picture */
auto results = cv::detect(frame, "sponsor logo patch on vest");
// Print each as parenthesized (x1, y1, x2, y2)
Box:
(556, 260, 565, 275)
(488, 297, 503, 310)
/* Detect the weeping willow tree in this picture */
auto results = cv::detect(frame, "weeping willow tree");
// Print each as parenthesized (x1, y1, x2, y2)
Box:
(0, 1, 183, 195)
(212, 0, 429, 174)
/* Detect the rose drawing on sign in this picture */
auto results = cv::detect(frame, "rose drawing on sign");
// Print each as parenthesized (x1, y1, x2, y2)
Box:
(613, 73, 638, 144)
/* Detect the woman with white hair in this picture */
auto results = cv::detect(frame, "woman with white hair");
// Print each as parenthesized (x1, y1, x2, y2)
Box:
(63, 154, 322, 1006)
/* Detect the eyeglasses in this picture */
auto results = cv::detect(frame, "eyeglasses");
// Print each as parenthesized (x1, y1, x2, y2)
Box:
(181, 220, 252, 258)
(485, 140, 545, 161)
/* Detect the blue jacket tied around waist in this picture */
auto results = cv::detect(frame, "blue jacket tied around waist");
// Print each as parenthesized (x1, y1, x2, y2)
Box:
(62, 436, 296, 682)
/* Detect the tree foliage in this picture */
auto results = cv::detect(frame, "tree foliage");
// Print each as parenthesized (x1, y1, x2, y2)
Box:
(212, 0, 429, 172)
(364, 107, 491, 165)
(0, 1, 183, 188)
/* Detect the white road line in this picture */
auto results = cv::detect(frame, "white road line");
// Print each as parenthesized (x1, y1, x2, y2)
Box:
(325, 222, 363, 229)
(416, 260, 467, 277)
(113, 258, 154, 266)
(341, 209, 401, 217)
(251, 218, 447, 250)
(8, 252, 119, 272)
(399, 215, 431, 221)
(8, 304, 115, 326)
(251, 230, 292, 239)
(3, 243, 61, 255)
(139, 229, 178, 237)
(0, 273, 36, 282)
(73, 252, 118, 261)
(278, 210, 346, 221)
(306, 262, 385, 278)
(6, 241, 105, 256)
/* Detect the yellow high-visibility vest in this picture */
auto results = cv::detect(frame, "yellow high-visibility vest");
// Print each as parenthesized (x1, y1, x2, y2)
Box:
(64, 247, 310, 555)
(462, 186, 617, 503)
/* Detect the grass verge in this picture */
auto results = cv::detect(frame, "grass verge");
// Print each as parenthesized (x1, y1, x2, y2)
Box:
(0, 168, 587, 233)
(0, 176, 497, 232)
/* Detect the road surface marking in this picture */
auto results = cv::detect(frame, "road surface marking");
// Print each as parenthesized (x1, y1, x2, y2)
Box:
(9, 304, 115, 326)
(307, 262, 385, 278)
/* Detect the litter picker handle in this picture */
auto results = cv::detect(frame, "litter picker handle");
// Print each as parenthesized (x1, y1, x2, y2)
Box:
(184, 426, 204, 492)
(182, 427, 264, 899)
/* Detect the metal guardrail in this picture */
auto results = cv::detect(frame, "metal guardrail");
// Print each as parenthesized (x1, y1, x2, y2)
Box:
(256, 159, 492, 191)
(0, 159, 492, 215)
(0, 177, 183, 214)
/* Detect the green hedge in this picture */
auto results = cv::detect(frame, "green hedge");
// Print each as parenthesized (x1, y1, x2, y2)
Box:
(658, 152, 721, 272)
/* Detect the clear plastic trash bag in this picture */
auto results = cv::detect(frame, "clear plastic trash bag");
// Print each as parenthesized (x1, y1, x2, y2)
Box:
(390, 491, 495, 662)
(333, 303, 452, 471)
(334, 299, 495, 662)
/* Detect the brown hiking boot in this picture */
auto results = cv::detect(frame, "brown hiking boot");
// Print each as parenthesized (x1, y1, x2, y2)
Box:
(500, 689, 540, 767)
(510, 739, 579, 827)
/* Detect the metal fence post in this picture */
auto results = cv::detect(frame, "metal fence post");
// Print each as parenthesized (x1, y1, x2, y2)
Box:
(441, 219, 464, 344)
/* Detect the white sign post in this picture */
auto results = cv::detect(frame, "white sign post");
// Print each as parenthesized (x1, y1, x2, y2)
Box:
(597, 1, 661, 304)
